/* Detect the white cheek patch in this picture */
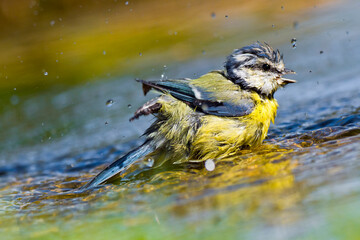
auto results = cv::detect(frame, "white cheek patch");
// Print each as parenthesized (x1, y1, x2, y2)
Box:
(233, 68, 248, 80)
(244, 69, 264, 88)
(243, 69, 278, 95)
(261, 71, 278, 95)
(261, 79, 277, 95)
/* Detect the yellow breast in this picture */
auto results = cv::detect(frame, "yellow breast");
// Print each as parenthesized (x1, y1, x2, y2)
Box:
(151, 93, 278, 162)
(245, 93, 278, 141)
(190, 93, 278, 160)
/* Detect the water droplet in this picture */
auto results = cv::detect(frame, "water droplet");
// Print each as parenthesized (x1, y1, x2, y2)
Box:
(161, 65, 168, 80)
(103, 50, 106, 55)
(145, 158, 154, 167)
(41, 122, 45, 126)
(127, 104, 132, 108)
(125, 1, 129, 5)
(106, 99, 114, 107)
(14, 88, 16, 91)
(293, 21, 299, 29)
(205, 159, 215, 171)
(272, 24, 275, 28)
(50, 20, 55, 26)
(291, 38, 297, 49)
(202, 50, 206, 55)
(211, 12, 216, 18)
(139, 52, 142, 56)
(202, 103, 209, 111)
(44, 71, 48, 76)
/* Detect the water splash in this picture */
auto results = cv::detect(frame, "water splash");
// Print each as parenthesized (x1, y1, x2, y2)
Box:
(106, 99, 114, 107)
(205, 159, 215, 171)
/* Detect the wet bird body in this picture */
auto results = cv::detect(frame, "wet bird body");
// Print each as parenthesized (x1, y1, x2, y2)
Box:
(143, 71, 278, 163)
(84, 42, 295, 188)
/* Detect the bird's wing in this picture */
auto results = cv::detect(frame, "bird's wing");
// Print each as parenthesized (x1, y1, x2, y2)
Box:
(129, 97, 162, 121)
(137, 75, 255, 117)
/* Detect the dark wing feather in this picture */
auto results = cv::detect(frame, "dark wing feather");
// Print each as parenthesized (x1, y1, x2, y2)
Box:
(137, 79, 254, 117)
(137, 79, 195, 103)
(202, 100, 254, 117)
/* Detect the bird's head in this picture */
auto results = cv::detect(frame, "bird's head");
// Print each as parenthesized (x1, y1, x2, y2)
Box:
(225, 42, 296, 98)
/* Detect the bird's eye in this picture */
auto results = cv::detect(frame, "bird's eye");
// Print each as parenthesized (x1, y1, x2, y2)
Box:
(262, 64, 271, 71)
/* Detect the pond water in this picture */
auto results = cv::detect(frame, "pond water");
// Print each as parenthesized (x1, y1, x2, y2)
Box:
(1, 0, 360, 239)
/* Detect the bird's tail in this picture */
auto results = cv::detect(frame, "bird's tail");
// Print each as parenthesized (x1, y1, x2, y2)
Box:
(81, 141, 154, 189)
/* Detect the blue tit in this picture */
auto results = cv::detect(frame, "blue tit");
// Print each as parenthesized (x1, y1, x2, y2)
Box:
(83, 42, 296, 188)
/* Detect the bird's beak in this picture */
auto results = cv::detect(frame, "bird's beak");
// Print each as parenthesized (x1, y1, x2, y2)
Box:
(279, 68, 296, 85)
(281, 78, 297, 84)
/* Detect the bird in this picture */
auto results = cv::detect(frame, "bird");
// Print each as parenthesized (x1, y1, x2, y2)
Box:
(83, 42, 296, 188)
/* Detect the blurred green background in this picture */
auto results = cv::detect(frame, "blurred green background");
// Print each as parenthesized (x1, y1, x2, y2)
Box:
(0, 0, 339, 153)
(0, 0, 333, 98)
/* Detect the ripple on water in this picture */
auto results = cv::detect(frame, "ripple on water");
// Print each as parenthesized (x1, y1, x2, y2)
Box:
(1, 87, 360, 223)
